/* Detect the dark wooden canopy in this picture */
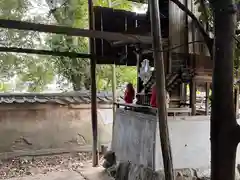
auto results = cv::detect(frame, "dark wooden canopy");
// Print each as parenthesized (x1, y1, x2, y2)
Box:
(93, 5, 169, 66)
(93, 6, 149, 66)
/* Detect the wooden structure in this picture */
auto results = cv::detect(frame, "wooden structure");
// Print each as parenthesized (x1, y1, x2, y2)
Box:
(0, 3, 213, 115)
(0, 0, 215, 167)
(92, 2, 212, 115)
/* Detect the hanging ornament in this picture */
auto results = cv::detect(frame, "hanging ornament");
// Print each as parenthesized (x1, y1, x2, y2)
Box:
(139, 59, 152, 85)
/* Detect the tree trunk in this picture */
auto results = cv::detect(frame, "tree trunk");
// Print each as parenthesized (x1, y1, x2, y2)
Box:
(84, 77, 91, 90)
(210, 0, 238, 179)
(71, 75, 83, 91)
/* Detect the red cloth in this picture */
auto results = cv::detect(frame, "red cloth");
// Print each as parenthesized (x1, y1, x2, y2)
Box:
(124, 89, 135, 104)
(150, 85, 157, 107)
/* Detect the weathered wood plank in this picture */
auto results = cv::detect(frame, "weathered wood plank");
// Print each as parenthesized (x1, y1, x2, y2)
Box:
(169, 0, 186, 54)
(0, 19, 152, 44)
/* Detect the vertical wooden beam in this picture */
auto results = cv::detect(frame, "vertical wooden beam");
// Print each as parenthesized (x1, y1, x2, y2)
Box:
(235, 56, 239, 119)
(234, 87, 239, 118)
(88, 0, 98, 167)
(181, 83, 187, 104)
(205, 82, 210, 115)
(136, 50, 144, 93)
(107, 0, 117, 151)
(111, 63, 116, 150)
(190, 0, 196, 116)
(190, 80, 196, 115)
(149, 0, 174, 179)
(136, 52, 141, 93)
(167, 41, 172, 74)
(184, 0, 189, 68)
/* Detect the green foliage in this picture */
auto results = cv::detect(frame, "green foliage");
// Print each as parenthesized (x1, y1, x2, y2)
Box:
(94, 0, 133, 10)
(45, 0, 90, 90)
(15, 56, 55, 92)
(0, 0, 137, 92)
(194, 0, 213, 26)
(0, 0, 55, 92)
(97, 65, 137, 91)
(0, 0, 30, 20)
(46, 0, 135, 91)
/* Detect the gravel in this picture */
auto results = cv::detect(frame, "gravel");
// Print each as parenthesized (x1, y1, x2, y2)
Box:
(0, 152, 93, 179)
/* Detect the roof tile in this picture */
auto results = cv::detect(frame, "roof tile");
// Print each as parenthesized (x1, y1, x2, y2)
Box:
(0, 92, 117, 105)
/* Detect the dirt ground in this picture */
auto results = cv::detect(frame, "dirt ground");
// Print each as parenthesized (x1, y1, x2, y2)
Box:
(0, 153, 112, 180)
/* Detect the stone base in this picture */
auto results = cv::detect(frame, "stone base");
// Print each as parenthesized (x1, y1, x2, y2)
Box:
(108, 162, 240, 180)
(115, 162, 158, 180)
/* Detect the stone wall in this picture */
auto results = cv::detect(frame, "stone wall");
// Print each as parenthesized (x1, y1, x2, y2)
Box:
(110, 110, 240, 179)
(110, 110, 240, 180)
(112, 109, 156, 168)
(113, 110, 212, 170)
(0, 103, 113, 153)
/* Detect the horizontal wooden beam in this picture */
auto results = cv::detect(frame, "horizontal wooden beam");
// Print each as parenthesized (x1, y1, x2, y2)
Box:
(0, 46, 120, 63)
(112, 38, 168, 47)
(0, 19, 152, 44)
(0, 46, 91, 58)
(193, 75, 212, 82)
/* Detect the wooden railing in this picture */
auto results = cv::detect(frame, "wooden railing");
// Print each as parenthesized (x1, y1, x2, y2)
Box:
(136, 93, 151, 106)
(115, 102, 192, 116)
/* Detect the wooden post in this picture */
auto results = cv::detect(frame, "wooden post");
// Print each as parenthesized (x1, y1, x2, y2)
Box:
(148, 0, 174, 179)
(181, 83, 187, 104)
(136, 52, 141, 93)
(234, 87, 239, 118)
(107, 0, 117, 151)
(235, 56, 239, 119)
(88, 0, 99, 167)
(111, 64, 116, 150)
(190, 80, 196, 115)
(205, 82, 210, 115)
(136, 50, 145, 93)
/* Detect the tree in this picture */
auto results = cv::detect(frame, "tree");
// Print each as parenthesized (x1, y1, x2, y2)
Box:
(45, 0, 134, 91)
(15, 55, 55, 92)
(0, 0, 137, 92)
(0, 0, 55, 92)
(210, 1, 238, 179)
(97, 65, 137, 91)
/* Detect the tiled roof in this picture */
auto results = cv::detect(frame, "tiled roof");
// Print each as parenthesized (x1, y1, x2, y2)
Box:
(0, 91, 119, 105)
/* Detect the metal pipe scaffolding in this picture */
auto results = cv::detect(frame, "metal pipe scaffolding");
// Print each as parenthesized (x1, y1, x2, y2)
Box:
(0, 19, 152, 44)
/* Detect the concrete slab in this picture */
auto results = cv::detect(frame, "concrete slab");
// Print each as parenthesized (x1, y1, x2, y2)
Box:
(6, 167, 113, 180)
